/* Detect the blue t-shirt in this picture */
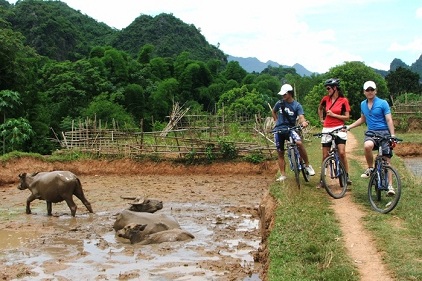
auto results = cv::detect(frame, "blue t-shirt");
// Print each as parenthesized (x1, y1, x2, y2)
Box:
(360, 97, 391, 130)
(273, 100, 304, 130)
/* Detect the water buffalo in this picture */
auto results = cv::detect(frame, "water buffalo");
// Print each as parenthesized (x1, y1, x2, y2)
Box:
(127, 197, 163, 213)
(113, 210, 180, 232)
(117, 223, 194, 244)
(18, 171, 94, 217)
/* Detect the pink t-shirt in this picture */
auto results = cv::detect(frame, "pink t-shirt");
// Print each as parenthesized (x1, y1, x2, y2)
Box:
(320, 96, 351, 127)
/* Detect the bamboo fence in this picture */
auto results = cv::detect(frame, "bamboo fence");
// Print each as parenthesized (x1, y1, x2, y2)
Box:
(55, 114, 278, 159)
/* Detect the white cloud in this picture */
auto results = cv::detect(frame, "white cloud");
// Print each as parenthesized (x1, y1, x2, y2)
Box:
(389, 37, 422, 52)
(416, 7, 422, 18)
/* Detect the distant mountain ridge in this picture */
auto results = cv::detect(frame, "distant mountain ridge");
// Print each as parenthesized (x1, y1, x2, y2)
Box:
(228, 55, 422, 79)
(228, 55, 314, 76)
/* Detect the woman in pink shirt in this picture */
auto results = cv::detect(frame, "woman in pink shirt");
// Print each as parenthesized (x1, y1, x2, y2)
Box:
(317, 78, 352, 186)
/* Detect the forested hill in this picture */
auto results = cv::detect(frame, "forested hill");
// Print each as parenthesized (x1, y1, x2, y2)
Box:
(3, 0, 116, 61)
(112, 13, 225, 62)
(2, 0, 226, 63)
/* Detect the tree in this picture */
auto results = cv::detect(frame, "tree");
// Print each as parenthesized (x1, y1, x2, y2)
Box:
(385, 67, 420, 96)
(0, 117, 33, 153)
(82, 94, 136, 129)
(149, 78, 179, 122)
(0, 90, 23, 154)
(217, 86, 266, 117)
(221, 61, 247, 84)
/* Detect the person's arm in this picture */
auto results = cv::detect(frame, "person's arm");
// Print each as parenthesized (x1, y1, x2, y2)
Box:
(317, 104, 324, 123)
(385, 113, 395, 136)
(347, 114, 366, 130)
(298, 114, 308, 127)
(327, 110, 350, 121)
(272, 109, 277, 121)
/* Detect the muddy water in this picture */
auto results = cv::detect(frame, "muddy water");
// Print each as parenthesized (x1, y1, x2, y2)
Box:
(403, 157, 422, 178)
(0, 202, 262, 280)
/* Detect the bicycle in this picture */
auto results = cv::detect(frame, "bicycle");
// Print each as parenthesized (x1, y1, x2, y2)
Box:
(313, 127, 348, 199)
(365, 131, 402, 214)
(274, 125, 310, 188)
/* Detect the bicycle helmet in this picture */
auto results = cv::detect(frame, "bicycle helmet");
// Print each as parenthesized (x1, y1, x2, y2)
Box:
(324, 78, 340, 87)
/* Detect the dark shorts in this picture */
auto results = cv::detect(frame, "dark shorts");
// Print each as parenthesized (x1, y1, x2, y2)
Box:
(364, 130, 393, 158)
(274, 130, 301, 151)
(322, 137, 346, 148)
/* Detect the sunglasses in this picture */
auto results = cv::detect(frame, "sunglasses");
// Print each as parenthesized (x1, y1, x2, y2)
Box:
(326, 87, 332, 90)
(365, 88, 375, 92)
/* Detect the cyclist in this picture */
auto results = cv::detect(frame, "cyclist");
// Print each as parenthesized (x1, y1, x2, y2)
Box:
(317, 78, 352, 186)
(272, 83, 315, 182)
(345, 81, 397, 195)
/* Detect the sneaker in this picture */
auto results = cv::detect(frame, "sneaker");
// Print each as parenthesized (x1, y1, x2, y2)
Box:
(387, 185, 395, 196)
(316, 181, 323, 189)
(276, 175, 287, 182)
(360, 168, 373, 178)
(347, 175, 352, 185)
(305, 165, 316, 176)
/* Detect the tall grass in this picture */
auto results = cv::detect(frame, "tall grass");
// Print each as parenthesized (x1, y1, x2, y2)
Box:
(267, 126, 422, 280)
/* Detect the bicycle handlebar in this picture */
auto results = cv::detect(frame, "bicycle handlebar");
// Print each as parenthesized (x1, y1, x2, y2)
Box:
(312, 127, 344, 138)
(272, 125, 303, 134)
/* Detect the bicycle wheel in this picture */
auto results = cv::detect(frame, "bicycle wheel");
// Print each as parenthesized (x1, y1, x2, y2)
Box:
(368, 166, 401, 214)
(321, 155, 347, 199)
(289, 147, 300, 188)
(300, 158, 310, 182)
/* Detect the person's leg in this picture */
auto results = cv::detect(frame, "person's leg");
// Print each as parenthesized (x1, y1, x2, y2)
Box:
(317, 146, 330, 188)
(322, 146, 329, 161)
(297, 141, 315, 176)
(296, 141, 309, 165)
(361, 139, 375, 178)
(277, 150, 286, 176)
(337, 143, 348, 173)
(363, 140, 375, 168)
(274, 132, 287, 181)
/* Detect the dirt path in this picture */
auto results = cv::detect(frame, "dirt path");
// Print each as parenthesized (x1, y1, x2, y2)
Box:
(331, 132, 393, 280)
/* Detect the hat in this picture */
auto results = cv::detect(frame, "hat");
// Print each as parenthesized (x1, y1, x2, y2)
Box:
(363, 81, 376, 90)
(278, 84, 293, 95)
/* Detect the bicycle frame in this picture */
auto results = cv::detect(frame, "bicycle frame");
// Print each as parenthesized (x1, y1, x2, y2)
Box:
(374, 147, 389, 191)
(286, 133, 303, 172)
(365, 130, 402, 213)
(313, 128, 347, 199)
(327, 137, 342, 179)
(366, 131, 400, 191)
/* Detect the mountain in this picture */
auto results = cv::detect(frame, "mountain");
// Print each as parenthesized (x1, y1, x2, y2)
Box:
(4, 1, 225, 63)
(112, 13, 226, 62)
(228, 55, 314, 76)
(6, 0, 117, 61)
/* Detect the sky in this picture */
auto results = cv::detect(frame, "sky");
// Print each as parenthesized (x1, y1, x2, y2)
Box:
(7, 0, 422, 73)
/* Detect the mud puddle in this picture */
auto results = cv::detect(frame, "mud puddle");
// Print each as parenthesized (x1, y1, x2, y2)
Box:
(0, 202, 263, 280)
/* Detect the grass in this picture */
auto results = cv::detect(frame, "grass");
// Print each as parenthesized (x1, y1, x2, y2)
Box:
(267, 126, 422, 280)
